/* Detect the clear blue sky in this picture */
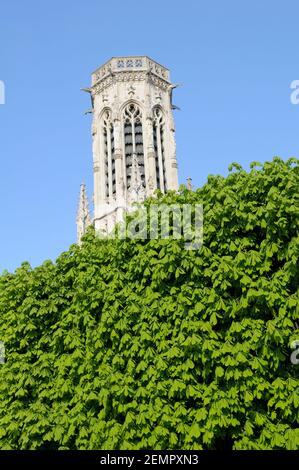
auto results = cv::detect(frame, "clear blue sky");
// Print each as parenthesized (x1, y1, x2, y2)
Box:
(0, 0, 298, 272)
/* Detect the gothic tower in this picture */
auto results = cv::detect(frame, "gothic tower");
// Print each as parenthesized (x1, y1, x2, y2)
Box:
(77, 56, 179, 239)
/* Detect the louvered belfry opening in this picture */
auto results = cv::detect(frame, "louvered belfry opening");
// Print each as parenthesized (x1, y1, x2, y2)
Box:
(123, 103, 145, 189)
(102, 109, 115, 198)
(153, 107, 166, 191)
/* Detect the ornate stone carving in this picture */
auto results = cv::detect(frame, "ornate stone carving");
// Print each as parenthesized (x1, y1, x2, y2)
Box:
(127, 84, 136, 97)
(148, 73, 169, 91)
(117, 57, 143, 69)
(91, 72, 146, 97)
(76, 183, 92, 243)
(116, 72, 145, 82)
(148, 59, 168, 80)
(128, 154, 146, 203)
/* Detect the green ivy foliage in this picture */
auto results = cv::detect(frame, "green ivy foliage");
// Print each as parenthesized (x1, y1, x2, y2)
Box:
(0, 157, 298, 450)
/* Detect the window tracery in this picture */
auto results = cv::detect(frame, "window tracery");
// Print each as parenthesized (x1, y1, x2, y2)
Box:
(123, 103, 145, 189)
(153, 107, 166, 190)
(102, 109, 115, 197)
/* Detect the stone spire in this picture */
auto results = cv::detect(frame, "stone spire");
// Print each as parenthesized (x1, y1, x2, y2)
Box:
(186, 177, 193, 191)
(76, 183, 92, 243)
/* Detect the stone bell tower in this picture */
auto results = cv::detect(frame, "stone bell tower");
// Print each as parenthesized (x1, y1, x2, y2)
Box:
(77, 56, 179, 238)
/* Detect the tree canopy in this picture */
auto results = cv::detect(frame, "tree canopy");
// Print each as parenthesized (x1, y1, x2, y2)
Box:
(0, 157, 298, 450)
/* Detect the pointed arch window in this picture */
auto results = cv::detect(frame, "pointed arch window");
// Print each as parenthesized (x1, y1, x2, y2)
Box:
(102, 109, 115, 197)
(123, 103, 145, 189)
(153, 107, 166, 191)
